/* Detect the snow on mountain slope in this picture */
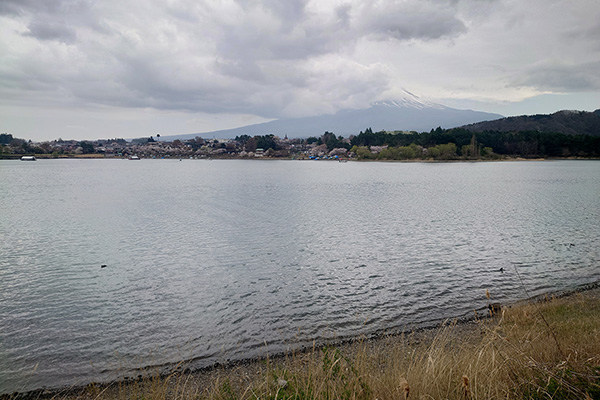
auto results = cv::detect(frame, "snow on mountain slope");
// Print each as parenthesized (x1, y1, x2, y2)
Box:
(371, 89, 447, 110)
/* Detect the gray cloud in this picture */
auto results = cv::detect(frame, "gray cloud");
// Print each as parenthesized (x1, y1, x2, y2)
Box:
(566, 21, 600, 51)
(210, 5, 341, 63)
(514, 61, 600, 92)
(4, 0, 107, 40)
(210, 0, 467, 64)
(0, 0, 66, 16)
(249, 0, 308, 23)
(358, 1, 467, 41)
(24, 19, 77, 43)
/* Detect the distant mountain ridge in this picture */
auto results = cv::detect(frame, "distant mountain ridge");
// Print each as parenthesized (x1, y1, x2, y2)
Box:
(161, 92, 503, 141)
(461, 109, 600, 137)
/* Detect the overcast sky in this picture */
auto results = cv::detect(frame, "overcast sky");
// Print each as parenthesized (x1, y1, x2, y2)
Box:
(1, 0, 600, 141)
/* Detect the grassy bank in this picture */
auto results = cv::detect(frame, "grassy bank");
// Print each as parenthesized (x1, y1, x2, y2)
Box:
(7, 288, 600, 400)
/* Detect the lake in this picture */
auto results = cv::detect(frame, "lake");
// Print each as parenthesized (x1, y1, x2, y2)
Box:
(1, 159, 599, 394)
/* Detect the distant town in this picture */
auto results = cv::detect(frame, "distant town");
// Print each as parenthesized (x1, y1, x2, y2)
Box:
(0, 132, 354, 160)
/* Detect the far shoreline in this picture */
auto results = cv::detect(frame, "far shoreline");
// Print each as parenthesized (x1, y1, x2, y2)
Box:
(2, 154, 600, 162)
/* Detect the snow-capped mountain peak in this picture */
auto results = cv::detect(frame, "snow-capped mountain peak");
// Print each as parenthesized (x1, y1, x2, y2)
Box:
(371, 89, 447, 110)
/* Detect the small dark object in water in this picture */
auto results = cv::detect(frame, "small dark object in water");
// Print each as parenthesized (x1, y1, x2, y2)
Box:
(101, 264, 107, 268)
(499, 267, 504, 273)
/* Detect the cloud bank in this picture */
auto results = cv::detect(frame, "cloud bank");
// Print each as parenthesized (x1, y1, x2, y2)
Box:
(1, 0, 599, 140)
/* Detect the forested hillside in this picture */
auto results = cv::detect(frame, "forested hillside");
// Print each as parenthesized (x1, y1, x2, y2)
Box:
(461, 110, 600, 137)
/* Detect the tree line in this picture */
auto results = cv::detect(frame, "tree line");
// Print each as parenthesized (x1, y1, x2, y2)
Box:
(346, 127, 600, 159)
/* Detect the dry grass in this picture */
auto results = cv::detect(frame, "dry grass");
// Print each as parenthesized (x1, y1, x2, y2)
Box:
(9, 290, 600, 400)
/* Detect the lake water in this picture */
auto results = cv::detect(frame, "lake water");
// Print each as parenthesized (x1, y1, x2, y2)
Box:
(1, 159, 599, 394)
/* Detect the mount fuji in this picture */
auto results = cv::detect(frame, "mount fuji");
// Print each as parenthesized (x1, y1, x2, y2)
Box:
(163, 91, 503, 140)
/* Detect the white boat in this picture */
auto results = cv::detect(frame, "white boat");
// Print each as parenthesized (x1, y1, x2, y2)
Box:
(129, 155, 140, 160)
(20, 156, 37, 161)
